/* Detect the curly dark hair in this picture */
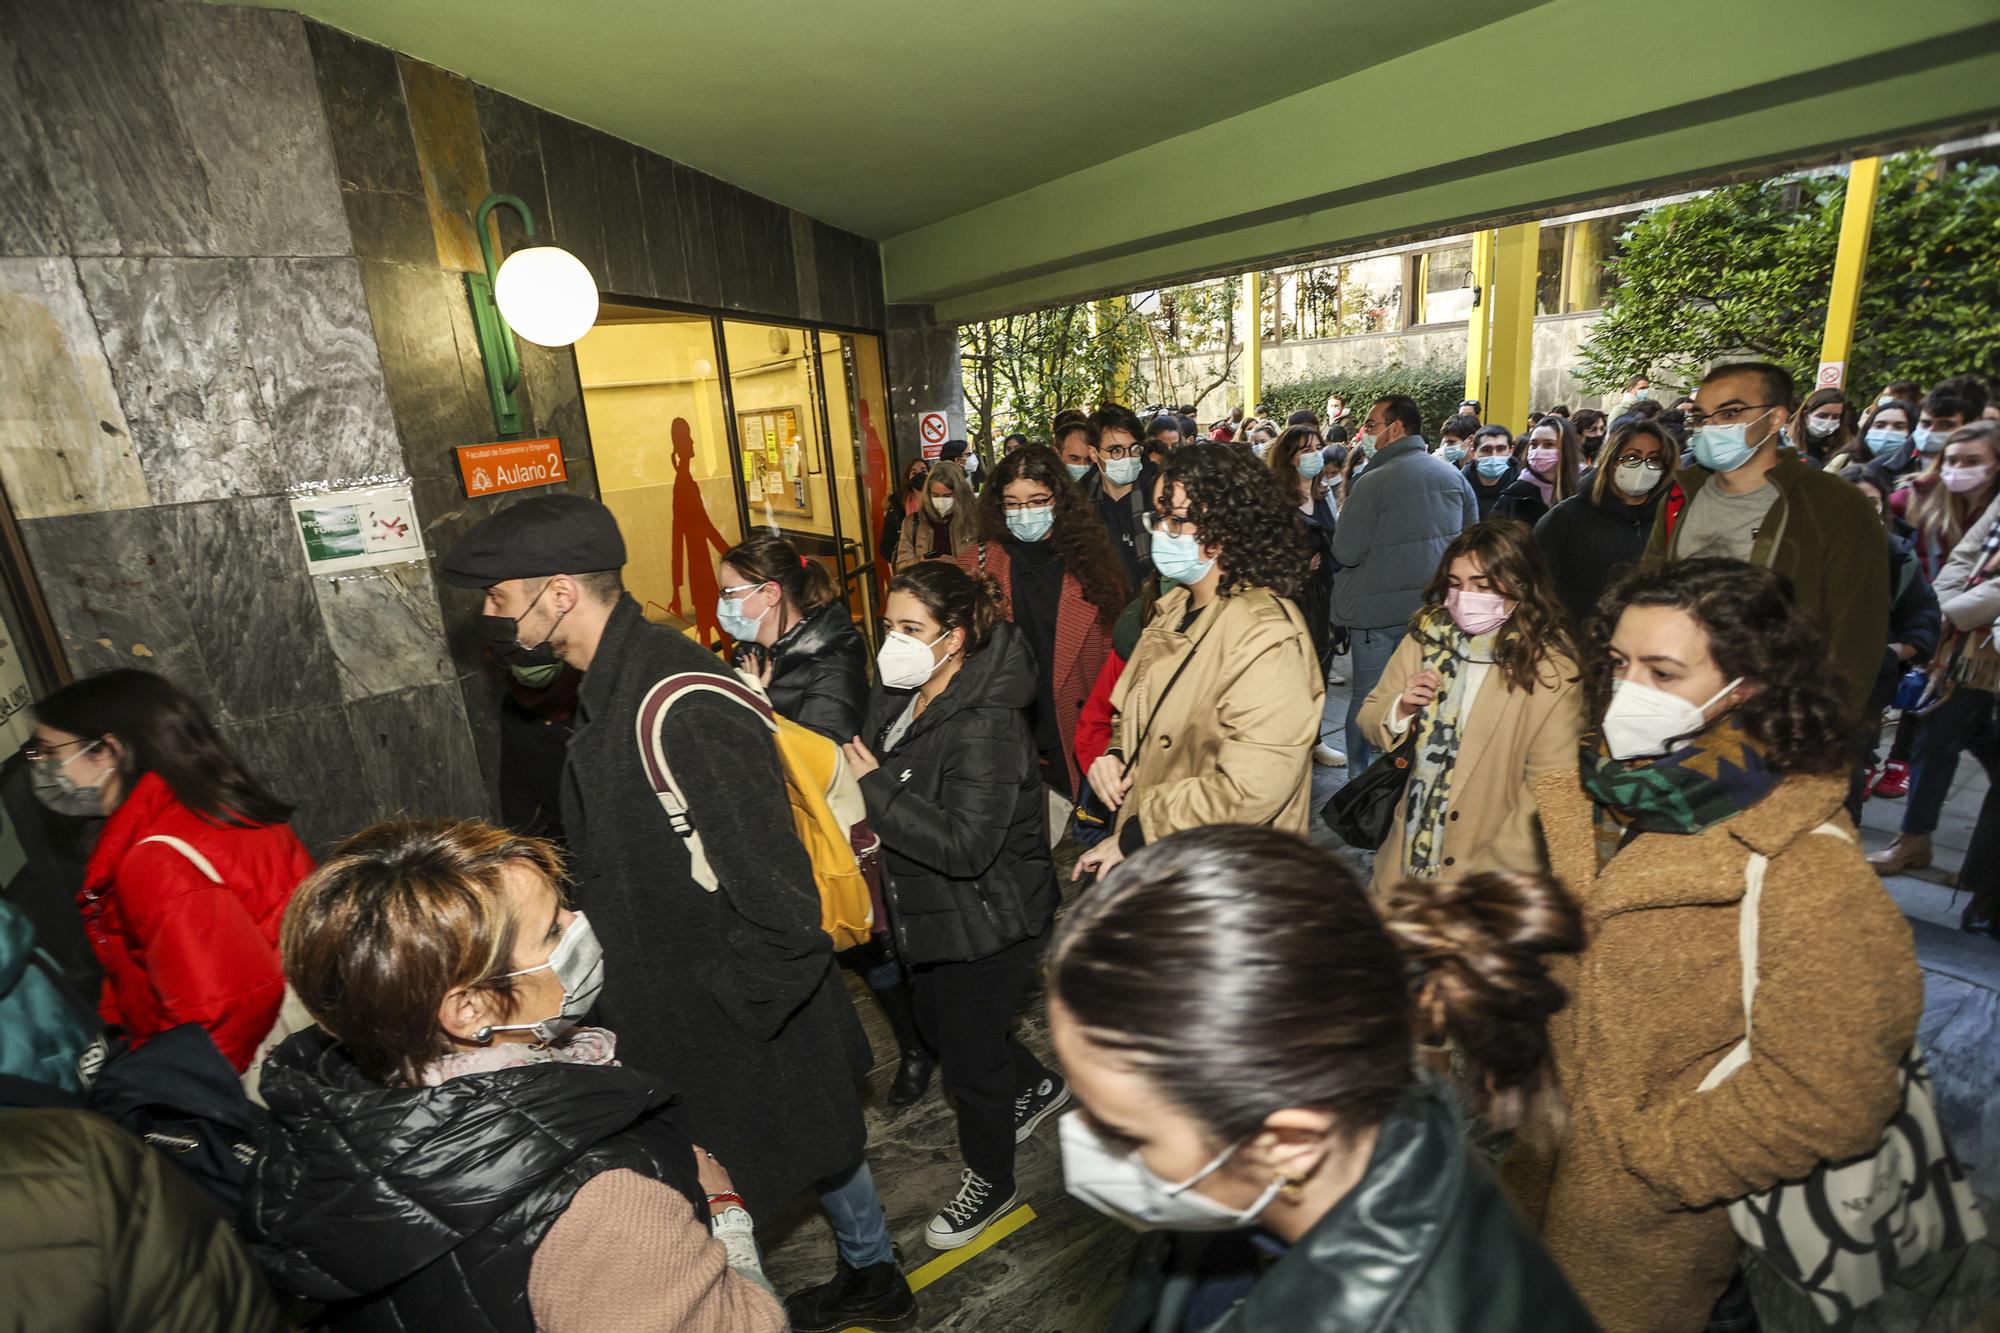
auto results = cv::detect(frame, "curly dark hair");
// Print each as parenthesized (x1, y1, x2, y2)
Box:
(978, 444, 1128, 624)
(1158, 442, 1311, 598)
(1417, 518, 1576, 692)
(1584, 558, 1860, 774)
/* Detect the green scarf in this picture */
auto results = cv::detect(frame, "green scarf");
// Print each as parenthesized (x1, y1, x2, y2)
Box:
(1401, 609, 1497, 878)
(1579, 714, 1781, 858)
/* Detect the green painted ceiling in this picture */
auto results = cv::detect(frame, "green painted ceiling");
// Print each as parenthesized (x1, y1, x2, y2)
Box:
(243, 0, 1546, 238)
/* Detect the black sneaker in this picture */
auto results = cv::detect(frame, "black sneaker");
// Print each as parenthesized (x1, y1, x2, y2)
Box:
(924, 1168, 1017, 1250)
(1013, 1072, 1071, 1143)
(783, 1257, 918, 1333)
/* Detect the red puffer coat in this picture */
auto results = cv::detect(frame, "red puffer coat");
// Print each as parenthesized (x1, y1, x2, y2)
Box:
(78, 772, 315, 1071)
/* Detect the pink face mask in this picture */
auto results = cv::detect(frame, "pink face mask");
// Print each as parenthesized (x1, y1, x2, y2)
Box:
(1941, 463, 1995, 494)
(1446, 588, 1513, 636)
(1527, 446, 1560, 475)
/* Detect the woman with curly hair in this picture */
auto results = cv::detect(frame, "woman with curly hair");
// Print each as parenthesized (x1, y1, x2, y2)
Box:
(1505, 558, 1922, 1333)
(1073, 443, 1322, 881)
(1357, 519, 1585, 896)
(957, 445, 1127, 807)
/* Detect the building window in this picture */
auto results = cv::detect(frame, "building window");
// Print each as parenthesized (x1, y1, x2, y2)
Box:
(1412, 243, 1475, 324)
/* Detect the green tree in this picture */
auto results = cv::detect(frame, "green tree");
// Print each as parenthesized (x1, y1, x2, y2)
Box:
(1576, 153, 2000, 396)
(1140, 277, 1243, 414)
(959, 301, 1150, 455)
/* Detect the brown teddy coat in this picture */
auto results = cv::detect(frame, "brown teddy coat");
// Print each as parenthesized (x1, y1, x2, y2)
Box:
(1504, 770, 1922, 1333)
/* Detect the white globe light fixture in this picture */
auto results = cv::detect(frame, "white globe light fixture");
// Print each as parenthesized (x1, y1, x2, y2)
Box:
(494, 244, 599, 347)
(464, 192, 601, 434)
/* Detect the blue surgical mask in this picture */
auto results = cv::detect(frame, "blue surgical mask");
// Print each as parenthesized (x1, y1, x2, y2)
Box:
(1296, 450, 1325, 479)
(1005, 505, 1055, 542)
(1152, 529, 1215, 586)
(1441, 444, 1466, 464)
(1691, 422, 1759, 473)
(1864, 427, 1909, 459)
(716, 583, 768, 641)
(1475, 455, 1511, 479)
(1915, 426, 1950, 455)
(1103, 456, 1144, 486)
(1064, 462, 1094, 482)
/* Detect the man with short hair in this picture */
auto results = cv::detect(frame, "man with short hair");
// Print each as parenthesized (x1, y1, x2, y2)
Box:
(941, 437, 981, 490)
(1914, 390, 1968, 463)
(1054, 420, 1094, 483)
(1080, 403, 1154, 587)
(1332, 395, 1478, 768)
(441, 495, 916, 1333)
(1458, 397, 1482, 423)
(1645, 360, 1887, 712)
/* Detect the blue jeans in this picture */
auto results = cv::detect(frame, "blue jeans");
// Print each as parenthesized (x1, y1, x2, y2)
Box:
(1344, 624, 1409, 771)
(817, 1158, 895, 1268)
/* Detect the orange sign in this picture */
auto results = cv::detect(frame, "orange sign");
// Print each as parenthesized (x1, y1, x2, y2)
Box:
(456, 438, 567, 498)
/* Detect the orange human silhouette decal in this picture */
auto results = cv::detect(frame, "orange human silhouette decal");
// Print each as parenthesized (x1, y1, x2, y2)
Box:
(667, 416, 732, 646)
(859, 397, 892, 590)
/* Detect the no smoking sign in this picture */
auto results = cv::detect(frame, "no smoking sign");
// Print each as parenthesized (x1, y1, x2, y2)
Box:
(919, 410, 948, 459)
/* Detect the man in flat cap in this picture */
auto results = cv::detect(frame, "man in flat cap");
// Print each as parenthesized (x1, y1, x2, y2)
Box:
(442, 494, 917, 1331)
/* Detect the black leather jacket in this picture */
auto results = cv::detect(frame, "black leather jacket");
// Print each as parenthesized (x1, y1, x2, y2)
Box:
(1193, 1082, 1596, 1333)
(763, 600, 870, 743)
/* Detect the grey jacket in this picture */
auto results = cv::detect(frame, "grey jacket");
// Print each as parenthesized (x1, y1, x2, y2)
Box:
(1331, 436, 1477, 629)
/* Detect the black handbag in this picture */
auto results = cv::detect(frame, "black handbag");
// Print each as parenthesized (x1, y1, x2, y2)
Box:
(1319, 727, 1418, 851)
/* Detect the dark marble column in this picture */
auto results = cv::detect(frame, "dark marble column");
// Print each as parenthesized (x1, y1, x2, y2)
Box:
(885, 303, 965, 473)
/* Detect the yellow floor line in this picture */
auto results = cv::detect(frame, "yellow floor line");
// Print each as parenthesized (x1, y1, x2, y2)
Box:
(838, 1204, 1039, 1331)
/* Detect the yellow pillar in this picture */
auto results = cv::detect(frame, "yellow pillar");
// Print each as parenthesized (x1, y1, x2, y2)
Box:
(1816, 157, 1880, 392)
(1486, 222, 1539, 432)
(1242, 270, 1262, 414)
(1464, 230, 1496, 408)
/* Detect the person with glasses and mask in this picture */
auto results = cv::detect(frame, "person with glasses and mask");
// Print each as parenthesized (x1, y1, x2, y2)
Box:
(839, 561, 1065, 1253)
(1079, 402, 1157, 588)
(248, 819, 787, 1331)
(1051, 826, 1594, 1333)
(1073, 444, 1322, 884)
(26, 669, 313, 1074)
(1645, 361, 1888, 713)
(1533, 419, 1677, 633)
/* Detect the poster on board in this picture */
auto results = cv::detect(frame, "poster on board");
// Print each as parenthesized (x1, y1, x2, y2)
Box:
(291, 483, 427, 575)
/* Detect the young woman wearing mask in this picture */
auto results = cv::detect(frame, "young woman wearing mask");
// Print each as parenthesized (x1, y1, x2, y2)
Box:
(1467, 424, 1520, 520)
(28, 669, 314, 1073)
(892, 459, 978, 570)
(880, 459, 929, 573)
(1532, 419, 1677, 633)
(1891, 419, 2000, 581)
(1268, 425, 1340, 702)
(1621, 373, 1653, 407)
(1074, 444, 1322, 883)
(249, 819, 786, 1330)
(1791, 388, 1855, 466)
(1051, 826, 1595, 1333)
(1509, 559, 1922, 1333)
(1357, 520, 1585, 896)
(1828, 397, 1915, 475)
(1572, 408, 1609, 464)
(1435, 413, 1479, 468)
(959, 445, 1127, 806)
(840, 562, 1064, 1251)
(1493, 416, 1581, 525)
(716, 535, 937, 1109)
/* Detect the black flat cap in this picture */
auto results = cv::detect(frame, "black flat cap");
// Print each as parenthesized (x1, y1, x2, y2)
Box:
(440, 493, 626, 588)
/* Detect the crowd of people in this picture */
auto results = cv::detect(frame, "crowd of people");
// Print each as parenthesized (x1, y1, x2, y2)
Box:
(1, 360, 1995, 1333)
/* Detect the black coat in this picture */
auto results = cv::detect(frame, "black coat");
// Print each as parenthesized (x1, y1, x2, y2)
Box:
(246, 1028, 703, 1332)
(1492, 473, 1556, 525)
(1465, 459, 1520, 520)
(1533, 482, 1665, 635)
(1298, 492, 1337, 669)
(760, 600, 871, 743)
(1871, 534, 1942, 711)
(859, 620, 1058, 966)
(561, 596, 871, 1214)
(1151, 1082, 1595, 1333)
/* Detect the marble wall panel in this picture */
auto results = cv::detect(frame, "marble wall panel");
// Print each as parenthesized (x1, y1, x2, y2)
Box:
(593, 136, 652, 299)
(672, 164, 723, 308)
(17, 506, 215, 709)
(306, 24, 432, 269)
(0, 257, 152, 517)
(0, 21, 64, 255)
(344, 680, 490, 822)
(790, 211, 823, 324)
(312, 562, 454, 702)
(80, 256, 399, 503)
(538, 113, 610, 292)
(709, 179, 752, 313)
(359, 261, 484, 460)
(221, 700, 374, 853)
(160, 495, 342, 724)
(455, 669, 505, 814)
(399, 59, 493, 275)
(859, 244, 886, 329)
(637, 152, 690, 305)
(516, 340, 591, 463)
(813, 220, 860, 329)
(473, 86, 552, 264)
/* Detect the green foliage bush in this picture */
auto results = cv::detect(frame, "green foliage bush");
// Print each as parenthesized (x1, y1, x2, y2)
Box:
(1261, 363, 1468, 440)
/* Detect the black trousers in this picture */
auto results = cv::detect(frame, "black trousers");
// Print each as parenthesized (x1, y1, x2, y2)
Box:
(910, 934, 1051, 1186)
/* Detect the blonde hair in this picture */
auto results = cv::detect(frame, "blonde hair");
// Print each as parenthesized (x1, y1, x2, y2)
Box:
(1905, 421, 2000, 554)
(919, 460, 979, 550)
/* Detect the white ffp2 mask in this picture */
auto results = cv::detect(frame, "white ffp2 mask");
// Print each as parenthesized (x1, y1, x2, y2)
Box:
(1059, 1111, 1287, 1233)
(1601, 677, 1742, 760)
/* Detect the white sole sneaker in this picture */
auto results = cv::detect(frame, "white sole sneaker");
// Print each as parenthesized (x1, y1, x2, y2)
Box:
(1014, 1080, 1071, 1144)
(925, 1188, 1018, 1250)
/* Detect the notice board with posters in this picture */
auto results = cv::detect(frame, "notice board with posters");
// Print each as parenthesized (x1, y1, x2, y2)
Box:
(737, 406, 810, 517)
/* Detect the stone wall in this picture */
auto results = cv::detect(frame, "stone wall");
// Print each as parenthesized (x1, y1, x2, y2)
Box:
(0, 0, 885, 849)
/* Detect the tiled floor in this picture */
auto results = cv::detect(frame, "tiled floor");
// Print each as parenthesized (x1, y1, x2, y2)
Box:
(760, 672, 2000, 1332)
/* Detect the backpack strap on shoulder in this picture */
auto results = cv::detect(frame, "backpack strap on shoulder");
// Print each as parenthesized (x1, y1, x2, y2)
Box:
(635, 672, 776, 892)
(134, 835, 223, 884)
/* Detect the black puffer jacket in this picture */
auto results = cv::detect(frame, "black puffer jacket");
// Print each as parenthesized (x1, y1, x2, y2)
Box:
(1465, 459, 1521, 520)
(859, 620, 1058, 965)
(244, 1029, 704, 1332)
(765, 600, 870, 743)
(1533, 481, 1666, 634)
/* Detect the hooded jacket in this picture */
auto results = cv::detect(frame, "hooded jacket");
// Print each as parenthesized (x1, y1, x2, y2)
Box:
(246, 1028, 705, 1332)
(764, 599, 870, 743)
(1533, 480, 1666, 633)
(860, 620, 1059, 965)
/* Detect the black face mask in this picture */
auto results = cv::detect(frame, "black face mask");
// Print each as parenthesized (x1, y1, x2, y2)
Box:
(480, 579, 567, 668)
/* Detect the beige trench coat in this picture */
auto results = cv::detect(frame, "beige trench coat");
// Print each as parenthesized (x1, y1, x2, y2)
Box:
(1108, 585, 1322, 841)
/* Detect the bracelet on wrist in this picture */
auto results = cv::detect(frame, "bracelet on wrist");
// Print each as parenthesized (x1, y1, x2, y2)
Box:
(705, 1190, 747, 1213)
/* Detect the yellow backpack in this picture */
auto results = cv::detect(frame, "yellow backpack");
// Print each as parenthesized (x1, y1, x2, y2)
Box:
(635, 672, 880, 951)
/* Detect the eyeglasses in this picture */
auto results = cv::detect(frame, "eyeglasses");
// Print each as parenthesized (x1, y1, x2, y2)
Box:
(20, 738, 96, 764)
(1000, 495, 1054, 512)
(1683, 403, 1781, 430)
(1099, 444, 1136, 459)
(1144, 512, 1199, 539)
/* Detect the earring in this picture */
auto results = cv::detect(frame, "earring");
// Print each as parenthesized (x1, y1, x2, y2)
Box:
(1275, 1173, 1304, 1201)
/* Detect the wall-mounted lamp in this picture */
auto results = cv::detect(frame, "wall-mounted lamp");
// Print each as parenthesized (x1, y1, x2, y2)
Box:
(465, 192, 600, 434)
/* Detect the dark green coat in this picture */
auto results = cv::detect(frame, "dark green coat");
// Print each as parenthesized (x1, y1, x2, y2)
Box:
(0, 1108, 282, 1332)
